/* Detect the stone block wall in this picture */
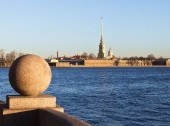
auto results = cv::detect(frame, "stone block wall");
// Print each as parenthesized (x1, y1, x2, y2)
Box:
(166, 59, 170, 66)
(56, 62, 70, 67)
(84, 60, 114, 67)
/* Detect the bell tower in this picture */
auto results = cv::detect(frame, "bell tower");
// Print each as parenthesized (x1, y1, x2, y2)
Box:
(98, 17, 105, 59)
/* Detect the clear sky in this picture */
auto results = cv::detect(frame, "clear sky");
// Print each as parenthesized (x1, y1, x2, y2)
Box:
(0, 0, 170, 58)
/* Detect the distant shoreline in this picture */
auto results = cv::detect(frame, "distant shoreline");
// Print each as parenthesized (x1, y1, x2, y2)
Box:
(52, 65, 170, 68)
(1, 65, 170, 68)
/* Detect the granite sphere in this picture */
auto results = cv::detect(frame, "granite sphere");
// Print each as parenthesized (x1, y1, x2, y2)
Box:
(9, 54, 52, 96)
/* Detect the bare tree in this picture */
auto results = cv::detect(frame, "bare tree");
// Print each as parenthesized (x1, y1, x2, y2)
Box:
(8, 50, 18, 61)
(147, 54, 155, 60)
(114, 59, 120, 66)
(18, 52, 25, 57)
(81, 52, 88, 59)
(0, 49, 5, 59)
(6, 53, 10, 61)
(89, 53, 96, 59)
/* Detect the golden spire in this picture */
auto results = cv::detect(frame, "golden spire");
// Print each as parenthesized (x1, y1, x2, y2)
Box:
(101, 17, 104, 43)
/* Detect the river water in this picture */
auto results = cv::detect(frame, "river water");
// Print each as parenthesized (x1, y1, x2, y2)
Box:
(0, 67, 170, 126)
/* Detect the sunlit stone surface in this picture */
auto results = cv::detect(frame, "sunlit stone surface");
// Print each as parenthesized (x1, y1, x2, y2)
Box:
(9, 54, 51, 96)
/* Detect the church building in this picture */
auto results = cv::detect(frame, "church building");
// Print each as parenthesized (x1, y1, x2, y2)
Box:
(98, 17, 106, 59)
(98, 17, 113, 59)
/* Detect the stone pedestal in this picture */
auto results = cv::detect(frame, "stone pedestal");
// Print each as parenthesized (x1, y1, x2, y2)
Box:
(3, 95, 64, 113)
(0, 95, 64, 126)
(7, 95, 57, 109)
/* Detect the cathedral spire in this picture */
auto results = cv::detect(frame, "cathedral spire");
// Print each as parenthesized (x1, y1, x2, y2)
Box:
(98, 17, 105, 59)
(101, 17, 104, 43)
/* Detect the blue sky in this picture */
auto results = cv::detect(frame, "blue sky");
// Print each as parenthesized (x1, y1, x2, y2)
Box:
(0, 0, 170, 58)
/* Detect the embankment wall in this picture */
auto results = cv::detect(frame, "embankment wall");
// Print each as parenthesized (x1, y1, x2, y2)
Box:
(84, 60, 114, 67)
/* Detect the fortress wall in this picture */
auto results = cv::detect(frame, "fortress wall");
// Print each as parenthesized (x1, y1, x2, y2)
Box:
(56, 62, 70, 67)
(118, 60, 129, 66)
(166, 59, 170, 66)
(84, 60, 114, 67)
(118, 60, 153, 66)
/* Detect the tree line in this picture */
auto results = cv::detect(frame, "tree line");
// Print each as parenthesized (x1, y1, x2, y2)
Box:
(0, 49, 25, 61)
(121, 54, 167, 60)
(81, 52, 97, 59)
(116, 54, 167, 66)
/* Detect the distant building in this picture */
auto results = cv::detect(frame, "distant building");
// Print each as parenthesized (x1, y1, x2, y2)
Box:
(98, 17, 105, 59)
(57, 51, 59, 59)
(50, 59, 58, 63)
(108, 48, 113, 59)
(166, 59, 170, 66)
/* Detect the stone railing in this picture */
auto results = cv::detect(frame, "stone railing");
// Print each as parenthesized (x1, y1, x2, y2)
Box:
(0, 54, 90, 126)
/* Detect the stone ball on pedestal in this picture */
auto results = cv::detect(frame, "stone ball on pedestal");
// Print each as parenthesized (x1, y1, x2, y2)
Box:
(9, 54, 52, 96)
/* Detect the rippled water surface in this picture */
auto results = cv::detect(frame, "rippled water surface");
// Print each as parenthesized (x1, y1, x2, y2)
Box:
(0, 67, 170, 126)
